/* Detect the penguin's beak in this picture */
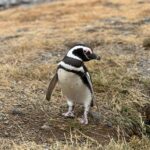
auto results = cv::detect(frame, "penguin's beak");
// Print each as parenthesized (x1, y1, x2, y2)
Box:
(87, 53, 101, 60)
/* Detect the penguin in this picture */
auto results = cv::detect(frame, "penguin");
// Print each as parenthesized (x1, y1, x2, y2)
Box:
(46, 45, 100, 124)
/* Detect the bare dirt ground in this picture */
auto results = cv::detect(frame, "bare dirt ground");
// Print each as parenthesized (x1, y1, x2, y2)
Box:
(0, 0, 150, 149)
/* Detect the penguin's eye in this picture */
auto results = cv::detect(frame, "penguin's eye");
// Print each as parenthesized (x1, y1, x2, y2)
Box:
(84, 50, 90, 55)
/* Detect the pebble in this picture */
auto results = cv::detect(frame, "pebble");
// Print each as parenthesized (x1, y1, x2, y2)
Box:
(4, 131, 9, 137)
(11, 108, 24, 116)
(4, 120, 9, 125)
(41, 124, 51, 131)
(137, 0, 145, 4)
(0, 112, 7, 121)
(143, 37, 150, 50)
(41, 52, 53, 60)
(106, 122, 113, 128)
(89, 111, 102, 121)
(83, 25, 99, 33)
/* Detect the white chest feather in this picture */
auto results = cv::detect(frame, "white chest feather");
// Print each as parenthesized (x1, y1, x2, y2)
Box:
(57, 68, 92, 103)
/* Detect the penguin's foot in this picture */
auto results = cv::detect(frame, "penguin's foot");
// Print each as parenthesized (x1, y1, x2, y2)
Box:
(79, 117, 88, 125)
(62, 111, 75, 118)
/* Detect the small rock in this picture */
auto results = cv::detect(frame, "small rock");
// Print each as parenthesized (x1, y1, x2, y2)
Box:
(41, 124, 51, 131)
(137, 0, 145, 4)
(4, 120, 9, 125)
(16, 28, 29, 33)
(41, 52, 53, 60)
(102, 2, 121, 9)
(0, 112, 7, 121)
(106, 122, 113, 128)
(89, 111, 102, 122)
(83, 25, 99, 33)
(11, 108, 24, 116)
(143, 37, 150, 50)
(141, 17, 150, 24)
(4, 131, 9, 137)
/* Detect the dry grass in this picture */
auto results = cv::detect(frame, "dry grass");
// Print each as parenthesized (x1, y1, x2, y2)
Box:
(1, 135, 150, 150)
(0, 0, 150, 149)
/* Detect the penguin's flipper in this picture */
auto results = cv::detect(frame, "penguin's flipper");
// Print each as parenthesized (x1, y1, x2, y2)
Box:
(85, 72, 94, 107)
(85, 72, 93, 93)
(46, 73, 58, 101)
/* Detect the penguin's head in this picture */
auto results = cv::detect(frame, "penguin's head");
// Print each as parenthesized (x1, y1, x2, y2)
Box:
(67, 45, 100, 61)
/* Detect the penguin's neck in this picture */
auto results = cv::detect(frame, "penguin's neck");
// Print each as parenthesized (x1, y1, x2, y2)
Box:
(62, 56, 83, 68)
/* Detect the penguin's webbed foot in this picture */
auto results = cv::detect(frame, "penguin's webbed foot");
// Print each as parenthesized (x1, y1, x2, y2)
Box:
(62, 111, 75, 118)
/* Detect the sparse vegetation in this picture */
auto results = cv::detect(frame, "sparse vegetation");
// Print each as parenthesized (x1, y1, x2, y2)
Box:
(0, 0, 150, 149)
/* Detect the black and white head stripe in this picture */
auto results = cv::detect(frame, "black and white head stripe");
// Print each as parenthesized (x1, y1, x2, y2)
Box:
(58, 45, 100, 70)
(67, 45, 93, 61)
(62, 56, 83, 67)
(58, 61, 84, 72)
